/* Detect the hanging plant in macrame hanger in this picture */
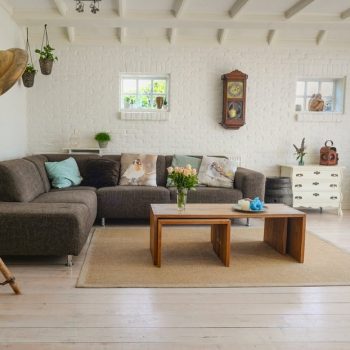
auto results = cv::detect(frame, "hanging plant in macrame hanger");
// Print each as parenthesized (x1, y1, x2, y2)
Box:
(22, 28, 37, 87)
(35, 24, 58, 75)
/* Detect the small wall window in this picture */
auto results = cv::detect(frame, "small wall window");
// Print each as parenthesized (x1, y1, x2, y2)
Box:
(295, 78, 346, 113)
(120, 74, 169, 111)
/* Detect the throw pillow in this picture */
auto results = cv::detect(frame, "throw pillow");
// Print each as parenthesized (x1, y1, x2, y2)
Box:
(45, 157, 82, 189)
(119, 153, 158, 187)
(166, 155, 202, 187)
(198, 156, 237, 188)
(81, 158, 120, 188)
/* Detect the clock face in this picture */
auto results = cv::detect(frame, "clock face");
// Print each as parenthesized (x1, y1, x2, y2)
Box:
(227, 81, 243, 98)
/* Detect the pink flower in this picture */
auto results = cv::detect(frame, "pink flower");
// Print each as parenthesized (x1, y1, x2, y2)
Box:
(183, 169, 191, 176)
(185, 164, 192, 170)
(191, 168, 197, 175)
(167, 166, 174, 174)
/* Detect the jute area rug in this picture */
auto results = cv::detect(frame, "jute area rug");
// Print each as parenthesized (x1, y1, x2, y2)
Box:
(77, 226, 350, 288)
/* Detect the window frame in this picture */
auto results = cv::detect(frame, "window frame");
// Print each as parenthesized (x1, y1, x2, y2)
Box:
(295, 77, 346, 113)
(120, 73, 170, 111)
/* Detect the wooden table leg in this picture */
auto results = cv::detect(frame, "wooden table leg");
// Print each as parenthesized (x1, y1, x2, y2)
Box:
(211, 221, 231, 267)
(0, 258, 21, 295)
(264, 218, 288, 255)
(287, 216, 306, 263)
(150, 213, 162, 267)
(264, 216, 305, 263)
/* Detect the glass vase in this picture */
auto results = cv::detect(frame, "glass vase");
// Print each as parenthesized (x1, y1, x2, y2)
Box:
(176, 188, 188, 211)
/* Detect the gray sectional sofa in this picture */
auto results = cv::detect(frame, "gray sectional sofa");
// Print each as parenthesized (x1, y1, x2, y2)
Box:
(0, 153, 265, 263)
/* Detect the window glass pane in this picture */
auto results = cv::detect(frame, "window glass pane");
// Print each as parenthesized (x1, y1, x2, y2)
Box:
(123, 95, 136, 108)
(296, 81, 305, 95)
(139, 95, 153, 108)
(139, 80, 152, 94)
(153, 80, 166, 94)
(295, 97, 304, 111)
(306, 82, 319, 96)
(320, 82, 334, 97)
(122, 79, 136, 94)
(324, 97, 333, 112)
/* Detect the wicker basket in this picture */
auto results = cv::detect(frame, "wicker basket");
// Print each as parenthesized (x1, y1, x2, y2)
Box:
(39, 58, 54, 75)
(22, 71, 36, 88)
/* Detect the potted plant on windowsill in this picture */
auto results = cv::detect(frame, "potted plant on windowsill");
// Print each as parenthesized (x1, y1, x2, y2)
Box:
(35, 44, 58, 75)
(95, 132, 111, 149)
(22, 64, 37, 88)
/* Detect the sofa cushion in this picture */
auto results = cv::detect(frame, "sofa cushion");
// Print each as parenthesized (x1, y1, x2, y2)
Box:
(169, 186, 242, 203)
(0, 159, 45, 202)
(119, 154, 158, 187)
(50, 186, 96, 192)
(43, 154, 100, 179)
(32, 190, 97, 220)
(198, 156, 237, 188)
(45, 157, 83, 189)
(81, 158, 120, 188)
(97, 186, 170, 219)
(24, 155, 50, 192)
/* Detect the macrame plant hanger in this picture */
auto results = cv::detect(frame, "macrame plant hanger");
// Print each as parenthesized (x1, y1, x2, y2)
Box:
(22, 27, 36, 88)
(38, 24, 55, 75)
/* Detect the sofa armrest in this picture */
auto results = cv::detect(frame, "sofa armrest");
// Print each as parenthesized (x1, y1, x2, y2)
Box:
(234, 167, 266, 200)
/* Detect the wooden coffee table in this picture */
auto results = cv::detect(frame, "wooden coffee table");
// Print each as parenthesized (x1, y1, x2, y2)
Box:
(150, 203, 306, 267)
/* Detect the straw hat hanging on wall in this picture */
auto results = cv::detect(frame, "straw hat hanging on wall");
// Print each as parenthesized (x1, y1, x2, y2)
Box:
(0, 48, 28, 96)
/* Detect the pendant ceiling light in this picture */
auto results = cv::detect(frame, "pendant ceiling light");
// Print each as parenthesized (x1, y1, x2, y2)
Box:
(75, 0, 101, 14)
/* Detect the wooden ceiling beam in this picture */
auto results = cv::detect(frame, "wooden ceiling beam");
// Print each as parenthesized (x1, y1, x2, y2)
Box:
(168, 28, 177, 45)
(173, 0, 187, 18)
(316, 30, 326, 45)
(116, 0, 126, 17)
(118, 27, 126, 43)
(66, 26, 75, 43)
(218, 29, 228, 44)
(340, 8, 350, 20)
(54, 0, 68, 16)
(266, 29, 276, 45)
(229, 0, 249, 19)
(284, 0, 314, 19)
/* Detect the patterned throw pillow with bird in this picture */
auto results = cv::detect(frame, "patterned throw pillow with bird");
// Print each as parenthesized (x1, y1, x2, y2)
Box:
(119, 153, 158, 186)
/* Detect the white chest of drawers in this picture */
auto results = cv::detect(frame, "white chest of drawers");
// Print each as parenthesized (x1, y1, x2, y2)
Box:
(280, 165, 344, 215)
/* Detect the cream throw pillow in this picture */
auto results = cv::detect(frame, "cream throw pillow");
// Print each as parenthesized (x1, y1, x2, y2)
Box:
(198, 156, 237, 188)
(119, 153, 158, 186)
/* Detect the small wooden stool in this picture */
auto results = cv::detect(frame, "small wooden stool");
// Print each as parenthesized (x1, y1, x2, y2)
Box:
(0, 258, 21, 295)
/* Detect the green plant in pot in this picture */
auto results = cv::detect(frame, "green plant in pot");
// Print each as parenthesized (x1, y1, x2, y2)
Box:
(22, 64, 37, 88)
(35, 45, 58, 75)
(95, 132, 111, 149)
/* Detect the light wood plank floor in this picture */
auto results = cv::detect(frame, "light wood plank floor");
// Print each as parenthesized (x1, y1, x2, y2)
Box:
(1, 209, 350, 349)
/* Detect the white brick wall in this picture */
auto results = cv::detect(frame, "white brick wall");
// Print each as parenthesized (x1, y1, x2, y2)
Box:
(27, 46, 350, 208)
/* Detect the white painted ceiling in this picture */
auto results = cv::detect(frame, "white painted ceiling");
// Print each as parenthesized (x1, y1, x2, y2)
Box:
(3, 0, 350, 46)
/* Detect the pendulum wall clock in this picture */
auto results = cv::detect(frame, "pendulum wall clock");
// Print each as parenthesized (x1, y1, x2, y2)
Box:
(221, 70, 248, 130)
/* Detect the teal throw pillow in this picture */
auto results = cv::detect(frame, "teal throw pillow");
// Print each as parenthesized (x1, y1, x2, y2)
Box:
(166, 155, 202, 187)
(45, 157, 82, 189)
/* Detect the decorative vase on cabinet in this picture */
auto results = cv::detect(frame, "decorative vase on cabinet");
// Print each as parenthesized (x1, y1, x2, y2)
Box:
(280, 165, 344, 215)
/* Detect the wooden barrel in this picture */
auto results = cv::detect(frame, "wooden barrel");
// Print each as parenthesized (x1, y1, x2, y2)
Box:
(265, 177, 293, 206)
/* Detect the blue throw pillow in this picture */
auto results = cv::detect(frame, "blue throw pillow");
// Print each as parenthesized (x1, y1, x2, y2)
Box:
(45, 157, 82, 189)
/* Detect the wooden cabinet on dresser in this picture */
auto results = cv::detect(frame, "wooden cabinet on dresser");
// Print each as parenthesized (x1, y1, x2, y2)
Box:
(280, 165, 344, 215)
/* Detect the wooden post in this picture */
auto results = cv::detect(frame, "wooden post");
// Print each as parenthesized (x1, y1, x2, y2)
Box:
(0, 258, 21, 295)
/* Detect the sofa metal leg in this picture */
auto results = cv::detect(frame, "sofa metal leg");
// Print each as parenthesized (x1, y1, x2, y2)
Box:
(66, 255, 73, 267)
(246, 218, 250, 227)
(101, 217, 106, 227)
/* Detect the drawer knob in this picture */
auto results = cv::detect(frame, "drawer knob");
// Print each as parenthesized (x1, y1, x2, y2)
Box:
(314, 171, 320, 175)
(313, 193, 319, 197)
(313, 182, 319, 186)
(330, 196, 338, 200)
(295, 196, 303, 199)
(296, 173, 303, 177)
(330, 184, 338, 188)
(331, 173, 339, 177)
(295, 184, 302, 188)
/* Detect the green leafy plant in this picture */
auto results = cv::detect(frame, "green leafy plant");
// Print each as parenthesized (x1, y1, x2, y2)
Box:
(94, 132, 111, 142)
(24, 64, 37, 73)
(35, 45, 58, 61)
(167, 165, 198, 190)
(293, 137, 306, 165)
